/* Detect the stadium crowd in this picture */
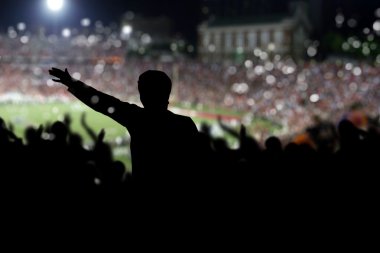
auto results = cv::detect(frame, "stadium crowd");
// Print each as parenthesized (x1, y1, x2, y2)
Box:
(0, 111, 379, 200)
(1, 29, 380, 138)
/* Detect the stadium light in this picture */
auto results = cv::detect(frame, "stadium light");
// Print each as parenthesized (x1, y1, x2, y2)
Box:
(46, 0, 64, 12)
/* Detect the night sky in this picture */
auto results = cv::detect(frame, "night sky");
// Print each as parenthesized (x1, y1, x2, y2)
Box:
(0, 0, 198, 25)
(0, 0, 378, 41)
(0, 0, 201, 41)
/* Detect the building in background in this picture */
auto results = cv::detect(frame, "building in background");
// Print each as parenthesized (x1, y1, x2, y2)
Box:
(198, 1, 312, 61)
(121, 13, 190, 60)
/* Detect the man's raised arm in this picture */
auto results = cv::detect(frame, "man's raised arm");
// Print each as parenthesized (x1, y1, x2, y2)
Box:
(49, 67, 127, 120)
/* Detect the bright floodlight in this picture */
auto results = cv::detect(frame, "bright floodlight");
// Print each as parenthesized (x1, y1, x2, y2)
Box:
(47, 0, 64, 12)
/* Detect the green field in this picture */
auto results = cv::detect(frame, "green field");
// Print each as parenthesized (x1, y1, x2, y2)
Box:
(0, 102, 132, 169)
(0, 101, 283, 171)
(0, 102, 127, 142)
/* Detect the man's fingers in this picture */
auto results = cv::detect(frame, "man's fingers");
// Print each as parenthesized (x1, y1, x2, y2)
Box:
(49, 68, 65, 74)
(49, 70, 60, 76)
(52, 78, 61, 82)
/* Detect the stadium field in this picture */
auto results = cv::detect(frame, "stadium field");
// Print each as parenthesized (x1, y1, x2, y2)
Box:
(0, 101, 133, 169)
(0, 102, 126, 143)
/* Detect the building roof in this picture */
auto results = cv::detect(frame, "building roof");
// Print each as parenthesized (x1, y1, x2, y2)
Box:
(206, 14, 290, 27)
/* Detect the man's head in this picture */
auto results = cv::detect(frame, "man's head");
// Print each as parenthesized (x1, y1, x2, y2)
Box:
(138, 70, 172, 110)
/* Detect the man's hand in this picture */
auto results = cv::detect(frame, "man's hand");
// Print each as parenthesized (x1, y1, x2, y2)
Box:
(49, 68, 74, 87)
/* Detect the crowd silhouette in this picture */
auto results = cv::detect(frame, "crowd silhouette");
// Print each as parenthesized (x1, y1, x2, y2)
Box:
(0, 67, 378, 209)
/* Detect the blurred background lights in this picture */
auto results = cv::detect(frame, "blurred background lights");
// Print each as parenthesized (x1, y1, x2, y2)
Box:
(232, 82, 249, 94)
(170, 43, 178, 51)
(266, 75, 276, 85)
(187, 45, 194, 53)
(122, 25, 132, 35)
(342, 42, 350, 51)
(373, 20, 380, 32)
(335, 13, 344, 26)
(352, 40, 361, 49)
(208, 44, 216, 52)
(362, 47, 370, 55)
(17, 22, 26, 31)
(376, 55, 380, 63)
(61, 28, 71, 37)
(124, 11, 135, 20)
(260, 51, 268, 60)
(345, 63, 353, 71)
(347, 18, 357, 28)
(244, 60, 253, 68)
(307, 46, 317, 57)
(375, 8, 380, 18)
(353, 67, 362, 76)
(141, 34, 152, 44)
(72, 72, 81, 80)
(227, 66, 237, 75)
(20, 35, 29, 44)
(264, 62, 274, 71)
(310, 94, 320, 103)
(253, 48, 261, 57)
(267, 43, 276, 51)
(81, 18, 91, 27)
(363, 27, 370, 34)
(254, 65, 265, 75)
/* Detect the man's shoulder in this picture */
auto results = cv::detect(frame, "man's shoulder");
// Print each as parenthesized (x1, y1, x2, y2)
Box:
(168, 111, 194, 123)
(168, 111, 198, 131)
(118, 102, 143, 113)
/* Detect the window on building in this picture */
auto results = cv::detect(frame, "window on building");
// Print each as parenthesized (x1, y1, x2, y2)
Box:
(248, 32, 257, 49)
(236, 31, 244, 48)
(261, 31, 270, 46)
(248, 32, 257, 50)
(214, 33, 221, 51)
(203, 32, 210, 47)
(274, 30, 284, 45)
(225, 32, 232, 51)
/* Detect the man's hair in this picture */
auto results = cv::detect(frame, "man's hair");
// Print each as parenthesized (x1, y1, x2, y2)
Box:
(138, 70, 172, 101)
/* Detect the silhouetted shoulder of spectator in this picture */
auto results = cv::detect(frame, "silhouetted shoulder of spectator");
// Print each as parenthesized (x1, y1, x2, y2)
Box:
(50, 121, 69, 146)
(0, 117, 22, 145)
(24, 125, 43, 146)
(337, 119, 367, 150)
(265, 136, 282, 152)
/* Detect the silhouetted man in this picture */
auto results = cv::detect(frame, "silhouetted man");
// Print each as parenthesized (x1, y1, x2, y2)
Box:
(49, 68, 200, 183)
